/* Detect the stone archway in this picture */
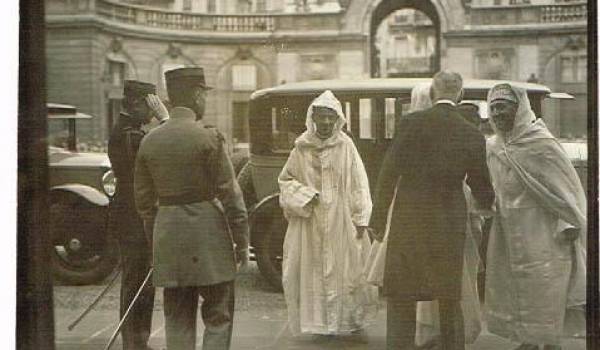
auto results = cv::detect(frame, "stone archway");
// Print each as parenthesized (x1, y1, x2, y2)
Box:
(368, 0, 443, 77)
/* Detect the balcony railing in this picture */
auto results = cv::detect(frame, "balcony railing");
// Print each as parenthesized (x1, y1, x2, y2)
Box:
(95, 0, 276, 31)
(469, 1, 587, 26)
(47, 0, 342, 33)
(540, 2, 586, 23)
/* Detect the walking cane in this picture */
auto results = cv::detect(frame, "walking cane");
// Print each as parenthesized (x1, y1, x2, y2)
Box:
(103, 267, 154, 350)
(67, 266, 122, 331)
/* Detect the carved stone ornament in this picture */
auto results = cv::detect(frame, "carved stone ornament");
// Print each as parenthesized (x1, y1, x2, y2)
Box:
(300, 54, 336, 80)
(475, 48, 516, 80)
(167, 43, 183, 59)
(235, 47, 253, 60)
(565, 36, 586, 51)
(109, 37, 123, 53)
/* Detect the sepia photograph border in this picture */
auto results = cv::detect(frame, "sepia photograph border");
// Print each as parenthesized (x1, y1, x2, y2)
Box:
(15, 0, 600, 348)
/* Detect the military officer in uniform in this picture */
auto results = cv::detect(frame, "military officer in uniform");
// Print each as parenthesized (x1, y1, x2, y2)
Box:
(134, 67, 249, 350)
(108, 80, 168, 350)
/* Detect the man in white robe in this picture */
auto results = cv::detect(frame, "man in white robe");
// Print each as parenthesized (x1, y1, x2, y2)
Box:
(278, 90, 378, 337)
(485, 83, 586, 350)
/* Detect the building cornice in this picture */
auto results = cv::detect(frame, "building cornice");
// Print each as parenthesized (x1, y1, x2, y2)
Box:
(445, 23, 586, 38)
(46, 14, 366, 44)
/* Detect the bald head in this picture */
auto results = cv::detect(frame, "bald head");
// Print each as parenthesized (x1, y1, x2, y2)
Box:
(431, 70, 463, 103)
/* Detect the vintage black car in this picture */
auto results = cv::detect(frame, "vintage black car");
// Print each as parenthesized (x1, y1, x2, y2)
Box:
(48, 103, 118, 285)
(239, 78, 586, 290)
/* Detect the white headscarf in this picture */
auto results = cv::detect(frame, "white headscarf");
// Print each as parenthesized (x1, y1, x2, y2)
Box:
(410, 82, 433, 112)
(296, 90, 348, 147)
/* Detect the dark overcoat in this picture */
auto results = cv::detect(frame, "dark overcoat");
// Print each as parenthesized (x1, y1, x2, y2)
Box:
(370, 103, 494, 300)
(107, 113, 146, 244)
(134, 107, 249, 287)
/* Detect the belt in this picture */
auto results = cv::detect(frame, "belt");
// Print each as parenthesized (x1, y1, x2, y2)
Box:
(158, 192, 212, 206)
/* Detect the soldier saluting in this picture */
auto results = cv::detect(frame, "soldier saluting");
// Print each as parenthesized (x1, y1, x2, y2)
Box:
(134, 67, 249, 350)
(108, 80, 168, 350)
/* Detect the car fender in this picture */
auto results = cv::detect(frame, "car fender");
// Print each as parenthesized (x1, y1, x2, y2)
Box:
(50, 184, 109, 207)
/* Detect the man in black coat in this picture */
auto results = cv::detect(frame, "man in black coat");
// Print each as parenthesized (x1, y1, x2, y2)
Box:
(370, 71, 495, 350)
(108, 80, 167, 350)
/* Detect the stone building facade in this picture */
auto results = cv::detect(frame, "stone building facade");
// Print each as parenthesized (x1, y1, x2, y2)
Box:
(45, 0, 588, 150)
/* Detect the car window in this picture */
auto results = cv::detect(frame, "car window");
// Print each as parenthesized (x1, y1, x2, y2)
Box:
(461, 100, 488, 120)
(384, 98, 395, 139)
(359, 98, 374, 139)
(271, 105, 306, 152)
(48, 119, 71, 148)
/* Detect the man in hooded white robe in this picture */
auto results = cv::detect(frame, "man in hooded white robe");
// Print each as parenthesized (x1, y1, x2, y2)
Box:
(278, 90, 378, 336)
(485, 83, 586, 349)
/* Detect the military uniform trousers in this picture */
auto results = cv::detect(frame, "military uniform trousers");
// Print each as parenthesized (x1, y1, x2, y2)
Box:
(120, 239, 155, 350)
(163, 281, 235, 350)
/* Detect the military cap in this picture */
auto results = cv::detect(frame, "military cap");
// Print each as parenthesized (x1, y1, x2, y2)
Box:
(164, 67, 213, 90)
(123, 80, 156, 99)
(489, 83, 519, 104)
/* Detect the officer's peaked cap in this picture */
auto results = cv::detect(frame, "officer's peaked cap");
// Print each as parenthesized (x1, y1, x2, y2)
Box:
(164, 67, 213, 90)
(123, 80, 156, 99)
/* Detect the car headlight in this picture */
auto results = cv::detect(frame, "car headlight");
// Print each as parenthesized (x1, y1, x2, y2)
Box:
(102, 169, 116, 197)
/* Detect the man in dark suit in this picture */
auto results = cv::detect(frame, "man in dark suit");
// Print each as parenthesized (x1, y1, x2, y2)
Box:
(108, 80, 167, 350)
(370, 71, 495, 350)
(134, 67, 249, 350)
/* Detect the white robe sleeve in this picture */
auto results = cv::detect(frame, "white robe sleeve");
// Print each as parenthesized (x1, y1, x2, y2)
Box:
(278, 149, 319, 218)
(349, 142, 372, 227)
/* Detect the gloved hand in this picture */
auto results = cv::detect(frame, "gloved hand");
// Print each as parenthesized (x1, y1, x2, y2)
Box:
(146, 94, 169, 122)
(236, 248, 250, 271)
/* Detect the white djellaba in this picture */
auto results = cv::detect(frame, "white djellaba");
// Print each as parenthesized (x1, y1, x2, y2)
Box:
(278, 90, 379, 336)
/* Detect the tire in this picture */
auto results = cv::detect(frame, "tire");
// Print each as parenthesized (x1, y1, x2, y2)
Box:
(253, 202, 286, 292)
(237, 162, 257, 210)
(50, 200, 120, 285)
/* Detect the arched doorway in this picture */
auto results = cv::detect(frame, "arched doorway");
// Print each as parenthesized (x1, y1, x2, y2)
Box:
(370, 0, 441, 78)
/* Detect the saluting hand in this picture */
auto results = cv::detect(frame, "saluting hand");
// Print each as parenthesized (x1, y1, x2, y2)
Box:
(146, 94, 169, 122)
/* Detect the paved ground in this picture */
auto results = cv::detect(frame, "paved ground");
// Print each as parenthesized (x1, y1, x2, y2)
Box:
(54, 263, 586, 350)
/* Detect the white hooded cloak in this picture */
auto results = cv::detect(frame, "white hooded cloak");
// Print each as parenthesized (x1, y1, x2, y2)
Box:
(485, 84, 586, 345)
(278, 90, 378, 335)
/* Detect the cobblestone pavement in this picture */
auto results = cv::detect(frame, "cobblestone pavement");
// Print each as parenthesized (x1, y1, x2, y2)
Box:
(54, 263, 586, 350)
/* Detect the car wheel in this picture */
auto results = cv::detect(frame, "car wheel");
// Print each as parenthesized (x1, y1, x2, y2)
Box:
(52, 238, 120, 285)
(50, 201, 120, 285)
(254, 206, 286, 292)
